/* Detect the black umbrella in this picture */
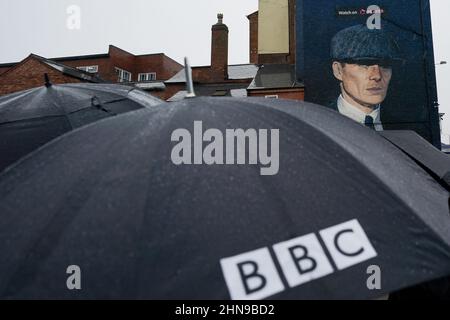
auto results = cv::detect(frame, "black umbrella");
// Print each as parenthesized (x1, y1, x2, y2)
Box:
(380, 130, 450, 190)
(0, 97, 449, 300)
(0, 81, 162, 171)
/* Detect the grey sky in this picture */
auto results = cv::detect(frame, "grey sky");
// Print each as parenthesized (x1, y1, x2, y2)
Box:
(430, 0, 450, 141)
(0, 0, 258, 65)
(0, 0, 449, 138)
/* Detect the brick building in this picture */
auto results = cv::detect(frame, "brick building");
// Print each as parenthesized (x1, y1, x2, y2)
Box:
(0, 54, 102, 96)
(51, 45, 182, 84)
(0, 45, 183, 98)
(247, 0, 296, 65)
(246, 0, 304, 101)
(247, 64, 304, 100)
(1, 1, 302, 101)
(166, 8, 303, 102)
(166, 14, 258, 101)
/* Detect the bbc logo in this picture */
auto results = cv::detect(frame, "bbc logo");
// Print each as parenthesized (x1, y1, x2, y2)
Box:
(220, 219, 377, 300)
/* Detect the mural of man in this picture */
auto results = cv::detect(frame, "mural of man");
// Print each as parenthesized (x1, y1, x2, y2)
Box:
(330, 24, 402, 131)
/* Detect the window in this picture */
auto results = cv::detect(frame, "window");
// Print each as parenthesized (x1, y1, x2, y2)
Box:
(115, 68, 132, 82)
(77, 65, 98, 73)
(265, 95, 279, 99)
(138, 72, 157, 82)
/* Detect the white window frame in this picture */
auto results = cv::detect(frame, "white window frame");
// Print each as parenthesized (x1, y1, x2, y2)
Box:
(115, 67, 132, 82)
(138, 72, 157, 82)
(265, 95, 279, 99)
(77, 65, 98, 73)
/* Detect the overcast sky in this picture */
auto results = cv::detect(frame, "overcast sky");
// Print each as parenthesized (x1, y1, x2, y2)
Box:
(0, 0, 449, 139)
(0, 0, 258, 65)
(430, 0, 450, 141)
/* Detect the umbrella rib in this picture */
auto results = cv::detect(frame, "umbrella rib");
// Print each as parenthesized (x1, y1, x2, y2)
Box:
(0, 114, 69, 126)
(66, 98, 129, 115)
(0, 87, 39, 108)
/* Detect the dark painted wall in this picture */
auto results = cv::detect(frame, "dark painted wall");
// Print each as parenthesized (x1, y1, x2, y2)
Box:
(296, 0, 440, 147)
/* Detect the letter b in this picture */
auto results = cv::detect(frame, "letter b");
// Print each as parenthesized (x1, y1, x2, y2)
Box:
(237, 261, 267, 295)
(221, 248, 285, 300)
(273, 234, 334, 288)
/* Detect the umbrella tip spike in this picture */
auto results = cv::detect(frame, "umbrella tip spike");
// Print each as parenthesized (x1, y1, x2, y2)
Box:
(44, 73, 52, 88)
(184, 57, 196, 99)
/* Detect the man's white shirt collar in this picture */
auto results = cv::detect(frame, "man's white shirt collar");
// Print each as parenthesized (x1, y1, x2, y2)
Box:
(337, 95, 384, 131)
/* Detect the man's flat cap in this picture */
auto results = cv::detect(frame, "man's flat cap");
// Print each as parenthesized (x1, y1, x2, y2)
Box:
(331, 24, 402, 62)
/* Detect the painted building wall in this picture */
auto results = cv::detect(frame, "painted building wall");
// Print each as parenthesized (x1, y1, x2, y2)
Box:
(258, 0, 290, 55)
(296, 0, 440, 147)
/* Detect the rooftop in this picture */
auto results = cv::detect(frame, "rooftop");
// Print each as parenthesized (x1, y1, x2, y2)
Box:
(166, 64, 259, 83)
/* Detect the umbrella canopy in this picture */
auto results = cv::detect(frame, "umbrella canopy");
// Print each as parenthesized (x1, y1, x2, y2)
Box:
(0, 97, 449, 300)
(380, 130, 450, 190)
(0, 82, 162, 171)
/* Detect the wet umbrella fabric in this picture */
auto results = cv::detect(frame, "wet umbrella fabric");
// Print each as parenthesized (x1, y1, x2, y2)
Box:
(0, 83, 162, 171)
(0, 97, 449, 299)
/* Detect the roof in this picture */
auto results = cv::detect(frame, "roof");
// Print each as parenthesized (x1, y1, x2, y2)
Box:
(0, 54, 104, 83)
(134, 82, 166, 91)
(247, 11, 259, 18)
(1, 52, 110, 67)
(50, 45, 134, 61)
(1, 45, 182, 69)
(0, 54, 103, 84)
(230, 89, 248, 98)
(0, 62, 16, 68)
(51, 53, 110, 62)
(165, 64, 259, 83)
(247, 64, 304, 90)
(167, 90, 188, 102)
(167, 83, 250, 102)
(32, 55, 103, 83)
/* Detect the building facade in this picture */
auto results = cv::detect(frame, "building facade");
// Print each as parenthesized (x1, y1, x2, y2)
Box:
(0, 54, 101, 96)
(0, 46, 183, 98)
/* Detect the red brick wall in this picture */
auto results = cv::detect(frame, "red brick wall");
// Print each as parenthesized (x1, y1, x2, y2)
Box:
(60, 57, 114, 82)
(55, 46, 134, 82)
(258, 54, 292, 64)
(248, 88, 304, 101)
(0, 66, 12, 75)
(211, 20, 229, 81)
(257, 0, 296, 65)
(134, 54, 163, 81)
(57, 47, 182, 83)
(248, 12, 259, 64)
(161, 55, 183, 80)
(288, 0, 296, 65)
(108, 46, 136, 81)
(0, 57, 82, 96)
(134, 54, 182, 81)
(192, 67, 214, 83)
(160, 83, 185, 101)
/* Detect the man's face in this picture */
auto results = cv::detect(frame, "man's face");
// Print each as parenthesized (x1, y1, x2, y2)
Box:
(332, 61, 392, 109)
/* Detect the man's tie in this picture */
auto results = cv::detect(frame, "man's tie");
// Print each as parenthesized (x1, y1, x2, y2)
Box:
(365, 116, 375, 130)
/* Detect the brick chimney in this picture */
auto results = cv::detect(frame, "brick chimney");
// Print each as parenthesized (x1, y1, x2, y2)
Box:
(247, 11, 259, 64)
(211, 13, 228, 81)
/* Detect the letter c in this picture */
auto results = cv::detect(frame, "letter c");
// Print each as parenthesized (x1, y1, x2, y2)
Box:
(334, 229, 365, 257)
